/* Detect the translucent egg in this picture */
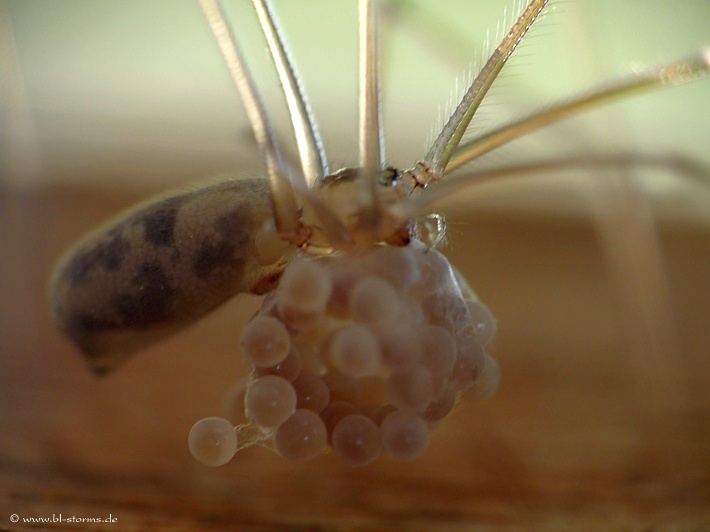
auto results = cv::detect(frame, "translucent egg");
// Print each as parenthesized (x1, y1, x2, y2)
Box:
(420, 325, 456, 377)
(326, 262, 364, 318)
(320, 400, 360, 443)
(330, 323, 381, 377)
(240, 316, 291, 367)
(349, 276, 400, 327)
(278, 260, 332, 313)
(368, 245, 420, 290)
(292, 374, 330, 413)
(421, 292, 470, 335)
(409, 245, 452, 297)
(452, 267, 497, 346)
(377, 324, 421, 371)
(452, 334, 485, 391)
(461, 354, 500, 401)
(188, 417, 237, 467)
(397, 294, 425, 326)
(294, 342, 326, 375)
(466, 299, 497, 347)
(386, 367, 435, 413)
(380, 410, 429, 460)
(275, 409, 327, 462)
(277, 301, 323, 332)
(244, 375, 297, 428)
(255, 346, 302, 382)
(370, 403, 398, 426)
(422, 382, 457, 423)
(331, 414, 382, 466)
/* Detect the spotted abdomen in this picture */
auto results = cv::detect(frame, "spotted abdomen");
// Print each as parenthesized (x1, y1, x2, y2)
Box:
(50, 176, 287, 374)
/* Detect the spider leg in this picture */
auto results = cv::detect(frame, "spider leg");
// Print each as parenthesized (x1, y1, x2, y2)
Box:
(199, 0, 302, 242)
(447, 51, 710, 172)
(252, 0, 329, 188)
(392, 153, 710, 221)
(357, 0, 385, 228)
(415, 0, 549, 184)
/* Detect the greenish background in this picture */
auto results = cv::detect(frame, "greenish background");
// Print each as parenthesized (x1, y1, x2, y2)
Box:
(2, 0, 709, 221)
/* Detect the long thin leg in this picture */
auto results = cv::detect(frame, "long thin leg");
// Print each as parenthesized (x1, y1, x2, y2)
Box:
(407, 0, 548, 186)
(391, 153, 710, 221)
(198, 0, 301, 241)
(357, 0, 384, 227)
(359, 0, 384, 172)
(252, 0, 329, 188)
(447, 51, 710, 172)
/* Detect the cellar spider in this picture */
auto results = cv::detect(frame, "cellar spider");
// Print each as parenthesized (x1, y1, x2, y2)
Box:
(46, 0, 708, 466)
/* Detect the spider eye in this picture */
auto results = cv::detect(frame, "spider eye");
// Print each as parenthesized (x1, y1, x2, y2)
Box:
(378, 167, 399, 187)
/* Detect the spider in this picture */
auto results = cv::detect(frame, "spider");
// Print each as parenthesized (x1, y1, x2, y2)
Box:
(48, 0, 708, 465)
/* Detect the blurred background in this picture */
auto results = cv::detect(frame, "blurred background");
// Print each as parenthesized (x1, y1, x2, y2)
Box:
(1, 0, 709, 528)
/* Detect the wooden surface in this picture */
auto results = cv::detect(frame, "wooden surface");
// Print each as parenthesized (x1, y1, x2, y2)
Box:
(1, 184, 709, 530)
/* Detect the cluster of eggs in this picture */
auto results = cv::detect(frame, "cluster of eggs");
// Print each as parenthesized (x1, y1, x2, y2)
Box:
(188, 241, 499, 467)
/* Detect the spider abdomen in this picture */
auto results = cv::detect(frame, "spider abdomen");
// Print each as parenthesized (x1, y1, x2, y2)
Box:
(50, 176, 287, 374)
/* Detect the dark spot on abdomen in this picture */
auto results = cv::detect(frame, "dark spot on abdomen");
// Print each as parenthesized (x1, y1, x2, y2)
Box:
(65, 253, 95, 285)
(113, 263, 175, 326)
(65, 231, 131, 285)
(142, 203, 180, 246)
(98, 232, 131, 270)
(193, 210, 251, 279)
